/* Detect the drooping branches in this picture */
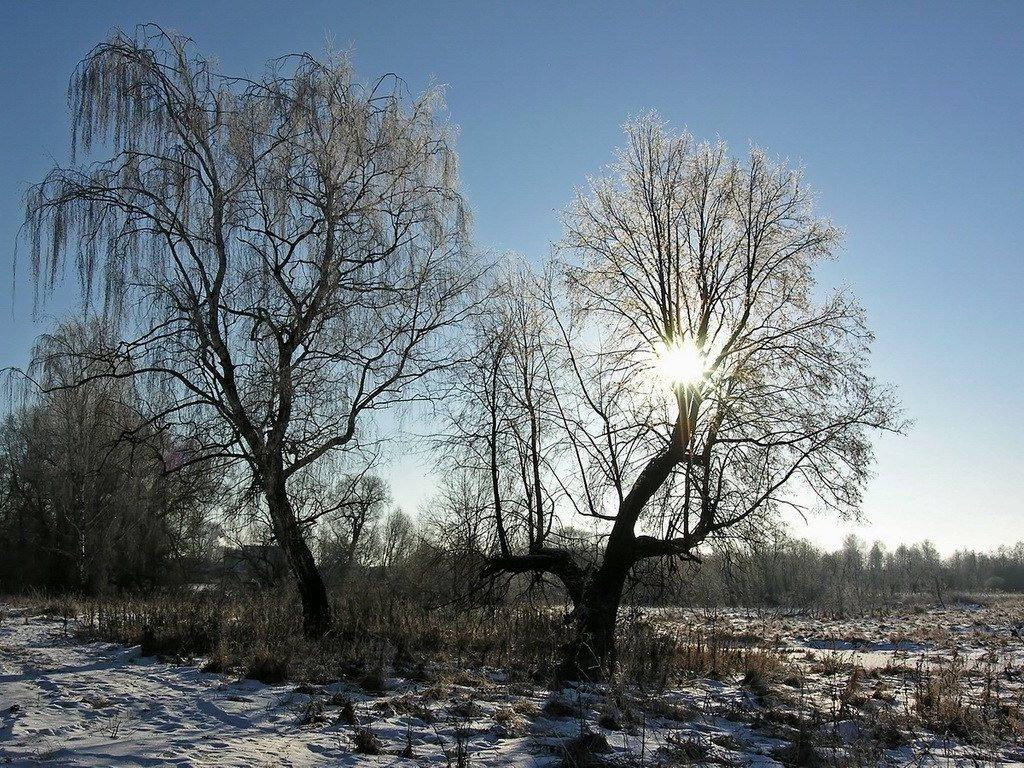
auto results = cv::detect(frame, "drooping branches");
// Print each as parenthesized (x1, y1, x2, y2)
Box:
(1, 320, 219, 593)
(22, 25, 481, 635)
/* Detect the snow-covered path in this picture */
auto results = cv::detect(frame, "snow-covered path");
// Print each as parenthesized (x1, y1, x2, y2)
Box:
(0, 609, 357, 766)
(0, 609, 555, 767)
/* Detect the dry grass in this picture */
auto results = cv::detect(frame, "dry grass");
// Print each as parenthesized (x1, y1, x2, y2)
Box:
(351, 725, 383, 754)
(911, 654, 1023, 745)
(616, 613, 791, 691)
(50, 590, 794, 697)
(14, 590, 1024, 763)
(65, 589, 568, 686)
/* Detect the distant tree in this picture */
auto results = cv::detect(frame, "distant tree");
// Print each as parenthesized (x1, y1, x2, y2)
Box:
(318, 474, 391, 586)
(375, 507, 416, 570)
(22, 27, 478, 635)
(918, 539, 946, 604)
(867, 541, 886, 599)
(0, 320, 217, 593)
(445, 115, 901, 679)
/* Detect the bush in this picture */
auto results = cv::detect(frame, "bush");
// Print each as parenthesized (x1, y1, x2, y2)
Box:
(560, 730, 610, 768)
(245, 645, 290, 684)
(352, 726, 382, 755)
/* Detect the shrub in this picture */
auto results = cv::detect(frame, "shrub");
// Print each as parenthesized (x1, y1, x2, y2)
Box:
(245, 645, 290, 684)
(560, 730, 610, 768)
(352, 726, 383, 755)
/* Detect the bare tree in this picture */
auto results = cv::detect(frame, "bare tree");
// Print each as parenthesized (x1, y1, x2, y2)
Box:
(444, 114, 901, 678)
(1, 320, 217, 593)
(374, 507, 417, 570)
(22, 26, 478, 636)
(317, 473, 390, 586)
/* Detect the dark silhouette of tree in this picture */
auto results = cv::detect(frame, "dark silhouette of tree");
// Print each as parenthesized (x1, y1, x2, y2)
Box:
(0, 320, 218, 593)
(443, 115, 902, 679)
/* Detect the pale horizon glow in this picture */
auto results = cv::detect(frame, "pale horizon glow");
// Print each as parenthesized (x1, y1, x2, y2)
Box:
(1, 2, 1021, 557)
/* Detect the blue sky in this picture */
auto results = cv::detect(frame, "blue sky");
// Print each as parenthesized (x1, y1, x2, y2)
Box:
(2, 1, 1021, 553)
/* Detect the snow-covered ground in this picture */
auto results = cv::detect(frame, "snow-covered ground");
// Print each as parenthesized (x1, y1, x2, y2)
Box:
(0, 606, 775, 767)
(3, 602, 1024, 766)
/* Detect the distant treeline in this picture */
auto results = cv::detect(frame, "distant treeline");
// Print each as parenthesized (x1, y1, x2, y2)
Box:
(633, 534, 1024, 613)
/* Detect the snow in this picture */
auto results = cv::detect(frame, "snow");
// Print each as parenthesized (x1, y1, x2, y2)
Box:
(0, 607, 772, 766)
(3, 602, 1024, 766)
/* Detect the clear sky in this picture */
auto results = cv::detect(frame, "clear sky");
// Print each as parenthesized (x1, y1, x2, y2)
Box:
(2, 1, 1021, 554)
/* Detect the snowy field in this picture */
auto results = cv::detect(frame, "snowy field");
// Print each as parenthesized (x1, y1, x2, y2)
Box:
(3, 601, 1024, 766)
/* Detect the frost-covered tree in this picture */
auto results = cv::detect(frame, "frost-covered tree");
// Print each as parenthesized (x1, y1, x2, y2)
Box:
(22, 26, 479, 635)
(0, 320, 218, 593)
(445, 114, 901, 678)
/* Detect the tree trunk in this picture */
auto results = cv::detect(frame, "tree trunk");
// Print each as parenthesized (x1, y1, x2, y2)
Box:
(558, 440, 686, 680)
(559, 554, 632, 681)
(560, 583, 622, 681)
(265, 475, 332, 638)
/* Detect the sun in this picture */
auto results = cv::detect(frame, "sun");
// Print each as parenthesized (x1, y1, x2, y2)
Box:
(656, 337, 706, 388)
